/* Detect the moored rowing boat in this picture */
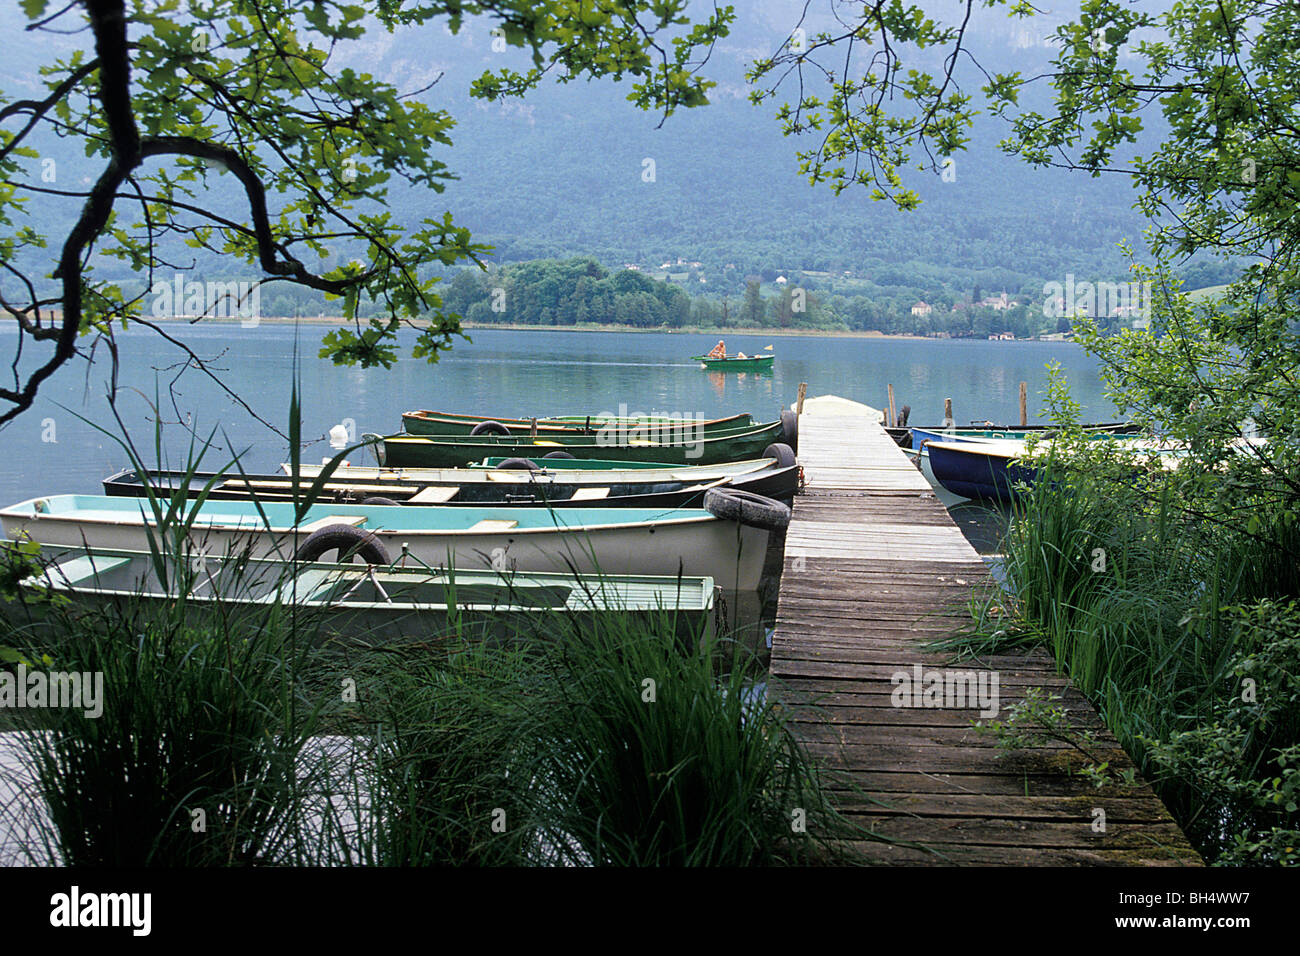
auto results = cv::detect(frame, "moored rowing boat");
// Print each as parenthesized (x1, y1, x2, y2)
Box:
(372, 420, 792, 468)
(401, 409, 755, 437)
(0, 493, 785, 590)
(10, 543, 719, 643)
(102, 460, 799, 509)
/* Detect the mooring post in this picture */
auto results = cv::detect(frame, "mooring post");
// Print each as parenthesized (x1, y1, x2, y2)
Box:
(796, 382, 807, 415)
(887, 384, 897, 428)
(1019, 382, 1028, 427)
(943, 397, 953, 428)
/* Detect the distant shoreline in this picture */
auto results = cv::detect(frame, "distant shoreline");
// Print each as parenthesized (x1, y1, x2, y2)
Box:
(141, 315, 1072, 342)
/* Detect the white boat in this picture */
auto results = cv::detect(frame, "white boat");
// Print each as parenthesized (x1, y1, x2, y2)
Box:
(0, 494, 786, 591)
(11, 543, 718, 643)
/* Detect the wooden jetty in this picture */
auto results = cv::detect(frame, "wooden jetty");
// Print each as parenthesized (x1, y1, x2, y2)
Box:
(771, 406, 1201, 865)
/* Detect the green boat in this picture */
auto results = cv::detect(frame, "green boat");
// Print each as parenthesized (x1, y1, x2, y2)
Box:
(402, 409, 755, 437)
(692, 353, 775, 372)
(371, 421, 791, 468)
(397, 418, 780, 450)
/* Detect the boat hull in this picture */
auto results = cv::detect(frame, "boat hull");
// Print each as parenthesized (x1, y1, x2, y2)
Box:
(925, 441, 1036, 502)
(288, 457, 780, 483)
(102, 463, 799, 508)
(377, 422, 785, 468)
(8, 545, 718, 644)
(692, 355, 774, 371)
(401, 410, 754, 437)
(1, 497, 773, 591)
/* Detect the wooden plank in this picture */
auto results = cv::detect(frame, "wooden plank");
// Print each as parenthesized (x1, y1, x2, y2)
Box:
(409, 485, 460, 503)
(769, 411, 1200, 866)
(297, 515, 366, 533)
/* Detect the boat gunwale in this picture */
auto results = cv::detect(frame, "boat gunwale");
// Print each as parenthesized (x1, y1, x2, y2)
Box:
(0, 495, 726, 536)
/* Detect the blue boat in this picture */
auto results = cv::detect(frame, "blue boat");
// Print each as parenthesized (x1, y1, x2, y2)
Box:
(923, 440, 1037, 503)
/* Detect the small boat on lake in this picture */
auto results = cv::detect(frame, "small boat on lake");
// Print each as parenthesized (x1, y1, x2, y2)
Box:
(102, 458, 799, 509)
(923, 439, 1039, 502)
(402, 410, 755, 437)
(372, 420, 794, 469)
(10, 543, 719, 643)
(692, 352, 774, 372)
(921, 436, 1243, 501)
(0, 492, 789, 590)
(286, 455, 789, 484)
(910, 421, 1141, 448)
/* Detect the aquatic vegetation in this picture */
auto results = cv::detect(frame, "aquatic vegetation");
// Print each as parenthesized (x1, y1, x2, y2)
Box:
(965, 438, 1300, 864)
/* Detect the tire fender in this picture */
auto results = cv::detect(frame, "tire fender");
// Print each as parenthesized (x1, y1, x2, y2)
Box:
(762, 442, 797, 469)
(470, 420, 511, 436)
(780, 410, 799, 452)
(704, 488, 791, 531)
(496, 457, 540, 471)
(296, 524, 390, 564)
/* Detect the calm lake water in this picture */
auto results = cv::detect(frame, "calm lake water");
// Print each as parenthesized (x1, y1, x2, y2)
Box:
(0, 324, 1115, 503)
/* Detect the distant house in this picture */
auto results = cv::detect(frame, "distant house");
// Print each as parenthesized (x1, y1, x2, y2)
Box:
(775, 276, 788, 285)
(911, 301, 932, 316)
(987, 331, 1015, 340)
(980, 292, 1012, 310)
(623, 263, 641, 271)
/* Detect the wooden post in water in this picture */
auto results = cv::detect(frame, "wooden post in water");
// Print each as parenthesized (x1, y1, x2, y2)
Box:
(530, 417, 538, 439)
(796, 382, 807, 415)
(887, 384, 897, 428)
(1019, 382, 1028, 427)
(943, 397, 953, 428)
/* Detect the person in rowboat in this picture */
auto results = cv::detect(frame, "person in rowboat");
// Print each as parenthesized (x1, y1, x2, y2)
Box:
(707, 340, 726, 359)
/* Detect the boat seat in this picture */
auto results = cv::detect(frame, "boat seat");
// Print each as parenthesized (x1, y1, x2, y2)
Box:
(485, 471, 532, 482)
(468, 519, 518, 532)
(297, 515, 366, 533)
(281, 568, 341, 602)
(44, 554, 134, 587)
(568, 487, 609, 501)
(409, 486, 459, 503)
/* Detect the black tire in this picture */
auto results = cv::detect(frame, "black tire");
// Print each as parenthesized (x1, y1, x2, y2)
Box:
(361, 496, 400, 507)
(470, 420, 511, 436)
(542, 450, 576, 460)
(496, 457, 539, 471)
(762, 442, 797, 469)
(704, 488, 791, 531)
(296, 524, 390, 564)
(780, 410, 799, 452)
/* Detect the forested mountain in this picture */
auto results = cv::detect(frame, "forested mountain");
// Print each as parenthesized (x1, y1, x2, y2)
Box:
(0, 1, 1236, 333)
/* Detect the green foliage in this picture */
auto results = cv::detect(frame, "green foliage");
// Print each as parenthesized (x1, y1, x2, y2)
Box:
(0, 0, 731, 421)
(1143, 600, 1300, 866)
(446, 256, 693, 328)
(337, 605, 860, 866)
(976, 436, 1300, 863)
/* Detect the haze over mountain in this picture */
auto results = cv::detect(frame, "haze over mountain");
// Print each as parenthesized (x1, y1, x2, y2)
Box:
(0, 0, 1230, 324)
